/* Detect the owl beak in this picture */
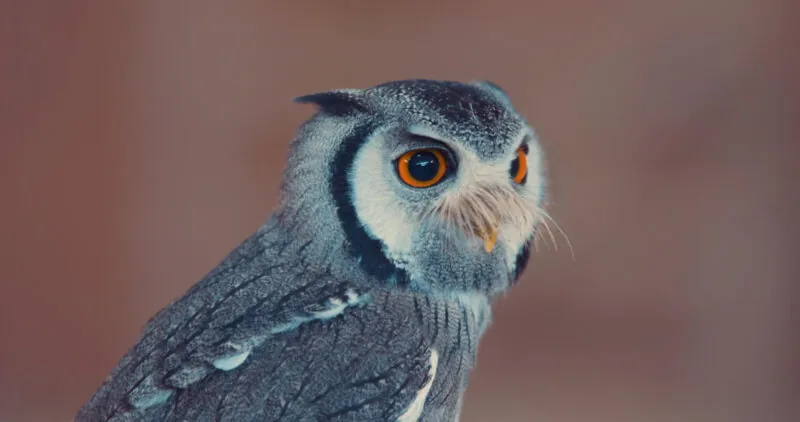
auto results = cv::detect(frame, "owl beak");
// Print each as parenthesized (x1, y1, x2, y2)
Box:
(476, 226, 499, 253)
(482, 228, 498, 253)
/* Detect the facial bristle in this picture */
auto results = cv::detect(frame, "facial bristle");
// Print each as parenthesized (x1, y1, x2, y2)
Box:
(428, 184, 538, 244)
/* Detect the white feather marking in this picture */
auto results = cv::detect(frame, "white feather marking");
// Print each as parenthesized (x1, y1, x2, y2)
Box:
(271, 291, 367, 334)
(344, 288, 359, 304)
(131, 390, 172, 409)
(349, 132, 417, 261)
(212, 348, 251, 371)
(209, 293, 368, 374)
(129, 376, 173, 409)
(397, 349, 439, 422)
(312, 297, 347, 319)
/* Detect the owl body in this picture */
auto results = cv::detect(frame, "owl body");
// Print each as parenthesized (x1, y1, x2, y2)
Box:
(77, 80, 546, 421)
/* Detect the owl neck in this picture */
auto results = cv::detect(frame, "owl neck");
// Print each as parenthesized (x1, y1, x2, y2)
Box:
(254, 215, 495, 347)
(266, 207, 520, 302)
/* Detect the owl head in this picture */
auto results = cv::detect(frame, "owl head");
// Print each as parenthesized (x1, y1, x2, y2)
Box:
(278, 79, 546, 297)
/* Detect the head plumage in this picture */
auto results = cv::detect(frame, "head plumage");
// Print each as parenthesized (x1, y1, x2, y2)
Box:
(293, 89, 368, 117)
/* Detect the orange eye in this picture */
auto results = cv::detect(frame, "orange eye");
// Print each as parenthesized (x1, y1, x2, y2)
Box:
(397, 148, 447, 188)
(510, 147, 528, 184)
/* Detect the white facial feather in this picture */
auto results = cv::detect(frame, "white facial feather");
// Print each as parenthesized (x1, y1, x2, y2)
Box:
(436, 135, 543, 268)
(350, 132, 418, 262)
(351, 125, 543, 276)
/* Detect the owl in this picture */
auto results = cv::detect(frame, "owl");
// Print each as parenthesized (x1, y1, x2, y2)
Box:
(76, 79, 547, 422)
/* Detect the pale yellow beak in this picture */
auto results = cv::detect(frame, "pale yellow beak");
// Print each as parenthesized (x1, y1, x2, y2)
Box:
(479, 227, 499, 253)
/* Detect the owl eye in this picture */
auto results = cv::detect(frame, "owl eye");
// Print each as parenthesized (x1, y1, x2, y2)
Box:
(397, 148, 448, 188)
(510, 146, 528, 184)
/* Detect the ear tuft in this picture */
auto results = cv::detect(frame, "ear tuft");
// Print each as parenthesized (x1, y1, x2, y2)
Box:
(293, 89, 367, 116)
(471, 80, 512, 105)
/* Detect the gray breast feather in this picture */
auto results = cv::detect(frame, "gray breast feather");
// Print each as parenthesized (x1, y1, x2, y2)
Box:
(76, 233, 452, 421)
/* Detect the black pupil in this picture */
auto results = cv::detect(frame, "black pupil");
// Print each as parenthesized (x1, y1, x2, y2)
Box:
(510, 156, 520, 178)
(408, 151, 440, 182)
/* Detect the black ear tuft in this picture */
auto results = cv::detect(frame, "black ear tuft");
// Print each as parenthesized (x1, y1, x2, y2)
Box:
(293, 90, 368, 116)
(471, 80, 512, 105)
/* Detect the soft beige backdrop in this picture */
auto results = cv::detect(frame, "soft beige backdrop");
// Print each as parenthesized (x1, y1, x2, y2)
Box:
(1, 1, 796, 421)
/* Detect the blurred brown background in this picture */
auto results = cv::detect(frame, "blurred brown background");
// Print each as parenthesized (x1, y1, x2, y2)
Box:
(1, 1, 797, 421)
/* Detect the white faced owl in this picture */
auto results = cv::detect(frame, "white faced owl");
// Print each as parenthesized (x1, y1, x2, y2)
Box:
(77, 79, 548, 422)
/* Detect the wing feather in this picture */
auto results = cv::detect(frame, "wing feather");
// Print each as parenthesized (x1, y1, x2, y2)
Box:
(76, 232, 436, 422)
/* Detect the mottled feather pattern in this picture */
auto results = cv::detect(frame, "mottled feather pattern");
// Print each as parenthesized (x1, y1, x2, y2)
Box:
(77, 221, 483, 421)
(77, 79, 545, 422)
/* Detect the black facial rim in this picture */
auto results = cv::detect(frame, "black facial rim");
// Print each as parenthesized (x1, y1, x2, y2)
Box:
(330, 123, 409, 285)
(512, 140, 535, 278)
(512, 240, 532, 284)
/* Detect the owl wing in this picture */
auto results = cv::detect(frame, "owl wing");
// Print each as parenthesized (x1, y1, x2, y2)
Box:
(76, 232, 436, 422)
